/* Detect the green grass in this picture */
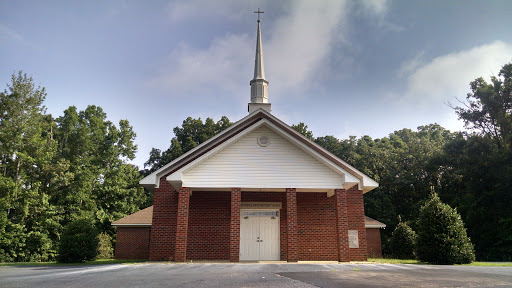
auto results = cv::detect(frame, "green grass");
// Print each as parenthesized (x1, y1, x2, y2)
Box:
(0, 259, 147, 267)
(368, 258, 512, 266)
(460, 262, 512, 267)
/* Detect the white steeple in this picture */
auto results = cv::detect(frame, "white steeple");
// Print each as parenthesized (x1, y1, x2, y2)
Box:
(249, 9, 271, 113)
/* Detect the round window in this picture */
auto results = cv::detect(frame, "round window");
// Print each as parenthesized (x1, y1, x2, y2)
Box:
(258, 135, 270, 147)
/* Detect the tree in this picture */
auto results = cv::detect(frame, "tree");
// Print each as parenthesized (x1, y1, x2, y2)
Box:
(454, 62, 512, 149)
(0, 71, 59, 261)
(58, 218, 98, 263)
(416, 193, 475, 264)
(389, 216, 417, 259)
(144, 116, 232, 174)
(292, 122, 314, 140)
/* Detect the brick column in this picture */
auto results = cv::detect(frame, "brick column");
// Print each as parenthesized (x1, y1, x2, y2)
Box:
(174, 187, 190, 262)
(335, 189, 350, 262)
(230, 187, 241, 262)
(346, 187, 368, 261)
(286, 188, 298, 262)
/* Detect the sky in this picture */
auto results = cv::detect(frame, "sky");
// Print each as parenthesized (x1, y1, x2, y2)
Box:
(1, 0, 512, 169)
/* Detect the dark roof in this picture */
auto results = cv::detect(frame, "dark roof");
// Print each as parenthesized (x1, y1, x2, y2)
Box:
(112, 206, 153, 226)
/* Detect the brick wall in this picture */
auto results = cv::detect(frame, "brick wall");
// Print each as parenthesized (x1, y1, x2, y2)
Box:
(346, 186, 368, 261)
(115, 227, 151, 259)
(230, 188, 241, 262)
(366, 228, 383, 258)
(297, 192, 339, 261)
(187, 190, 231, 260)
(146, 179, 371, 262)
(149, 176, 178, 261)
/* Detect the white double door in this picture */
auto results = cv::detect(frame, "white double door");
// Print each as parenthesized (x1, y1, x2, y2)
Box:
(240, 210, 280, 261)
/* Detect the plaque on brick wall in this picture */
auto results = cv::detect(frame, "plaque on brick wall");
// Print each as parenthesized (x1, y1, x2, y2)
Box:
(348, 230, 359, 248)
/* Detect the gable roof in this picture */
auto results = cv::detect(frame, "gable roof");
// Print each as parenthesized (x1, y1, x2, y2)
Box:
(364, 216, 386, 228)
(112, 206, 386, 229)
(141, 108, 378, 193)
(111, 206, 153, 226)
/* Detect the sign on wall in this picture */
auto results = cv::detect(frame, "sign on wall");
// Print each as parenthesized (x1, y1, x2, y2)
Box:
(348, 230, 359, 248)
(241, 202, 282, 209)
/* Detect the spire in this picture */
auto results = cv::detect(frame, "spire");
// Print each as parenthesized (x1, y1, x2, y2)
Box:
(249, 8, 271, 114)
(253, 15, 265, 80)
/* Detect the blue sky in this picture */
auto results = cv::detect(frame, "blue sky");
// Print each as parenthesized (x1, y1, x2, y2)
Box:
(1, 0, 512, 168)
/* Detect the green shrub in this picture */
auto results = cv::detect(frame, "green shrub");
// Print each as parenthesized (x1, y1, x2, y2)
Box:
(416, 193, 475, 264)
(97, 232, 114, 259)
(389, 216, 417, 259)
(57, 219, 99, 263)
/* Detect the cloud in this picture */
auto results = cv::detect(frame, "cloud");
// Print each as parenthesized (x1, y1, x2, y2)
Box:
(397, 51, 424, 78)
(166, 0, 247, 23)
(149, 33, 252, 98)
(359, 0, 388, 15)
(0, 24, 23, 42)
(401, 41, 512, 107)
(265, 1, 348, 98)
(152, 0, 356, 102)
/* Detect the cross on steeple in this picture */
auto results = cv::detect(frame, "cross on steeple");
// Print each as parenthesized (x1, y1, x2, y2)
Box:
(254, 8, 264, 22)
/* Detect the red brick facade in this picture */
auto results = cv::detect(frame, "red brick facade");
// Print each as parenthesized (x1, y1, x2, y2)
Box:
(366, 228, 383, 258)
(346, 188, 368, 261)
(230, 188, 241, 262)
(286, 188, 298, 262)
(131, 183, 371, 262)
(149, 177, 178, 261)
(115, 227, 151, 259)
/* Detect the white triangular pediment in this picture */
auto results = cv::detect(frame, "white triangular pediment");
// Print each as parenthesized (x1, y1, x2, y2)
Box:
(167, 120, 360, 190)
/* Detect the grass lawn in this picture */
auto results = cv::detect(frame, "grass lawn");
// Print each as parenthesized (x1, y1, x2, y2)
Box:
(0, 259, 146, 266)
(368, 258, 512, 266)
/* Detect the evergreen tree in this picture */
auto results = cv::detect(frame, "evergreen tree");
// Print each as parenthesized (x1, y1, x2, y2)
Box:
(389, 216, 416, 259)
(58, 218, 98, 263)
(416, 193, 475, 264)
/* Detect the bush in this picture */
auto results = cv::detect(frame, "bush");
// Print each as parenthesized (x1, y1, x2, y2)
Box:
(97, 232, 114, 259)
(416, 193, 475, 264)
(57, 219, 99, 263)
(389, 216, 417, 259)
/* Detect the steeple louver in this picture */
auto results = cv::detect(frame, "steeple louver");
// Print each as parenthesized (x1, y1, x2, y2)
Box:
(249, 9, 271, 113)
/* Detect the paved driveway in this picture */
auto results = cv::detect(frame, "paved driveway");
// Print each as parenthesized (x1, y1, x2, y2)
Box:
(1, 262, 511, 287)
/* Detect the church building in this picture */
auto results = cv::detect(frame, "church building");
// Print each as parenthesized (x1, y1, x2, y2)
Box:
(113, 13, 385, 262)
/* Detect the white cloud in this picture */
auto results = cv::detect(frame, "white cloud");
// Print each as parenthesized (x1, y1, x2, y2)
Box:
(0, 24, 23, 42)
(265, 0, 348, 98)
(359, 0, 388, 15)
(402, 41, 512, 107)
(152, 0, 354, 102)
(398, 51, 425, 78)
(149, 33, 252, 97)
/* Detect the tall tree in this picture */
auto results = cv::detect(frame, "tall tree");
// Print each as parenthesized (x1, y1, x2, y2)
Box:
(53, 105, 145, 231)
(0, 72, 59, 261)
(454, 62, 512, 148)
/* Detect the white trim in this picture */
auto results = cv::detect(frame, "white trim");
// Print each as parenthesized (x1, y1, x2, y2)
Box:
(365, 224, 386, 229)
(111, 223, 151, 227)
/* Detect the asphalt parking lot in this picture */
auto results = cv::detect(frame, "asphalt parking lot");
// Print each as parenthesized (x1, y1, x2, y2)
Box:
(1, 262, 511, 288)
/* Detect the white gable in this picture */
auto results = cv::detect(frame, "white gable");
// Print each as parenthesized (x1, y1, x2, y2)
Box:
(175, 124, 358, 190)
(142, 109, 378, 193)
